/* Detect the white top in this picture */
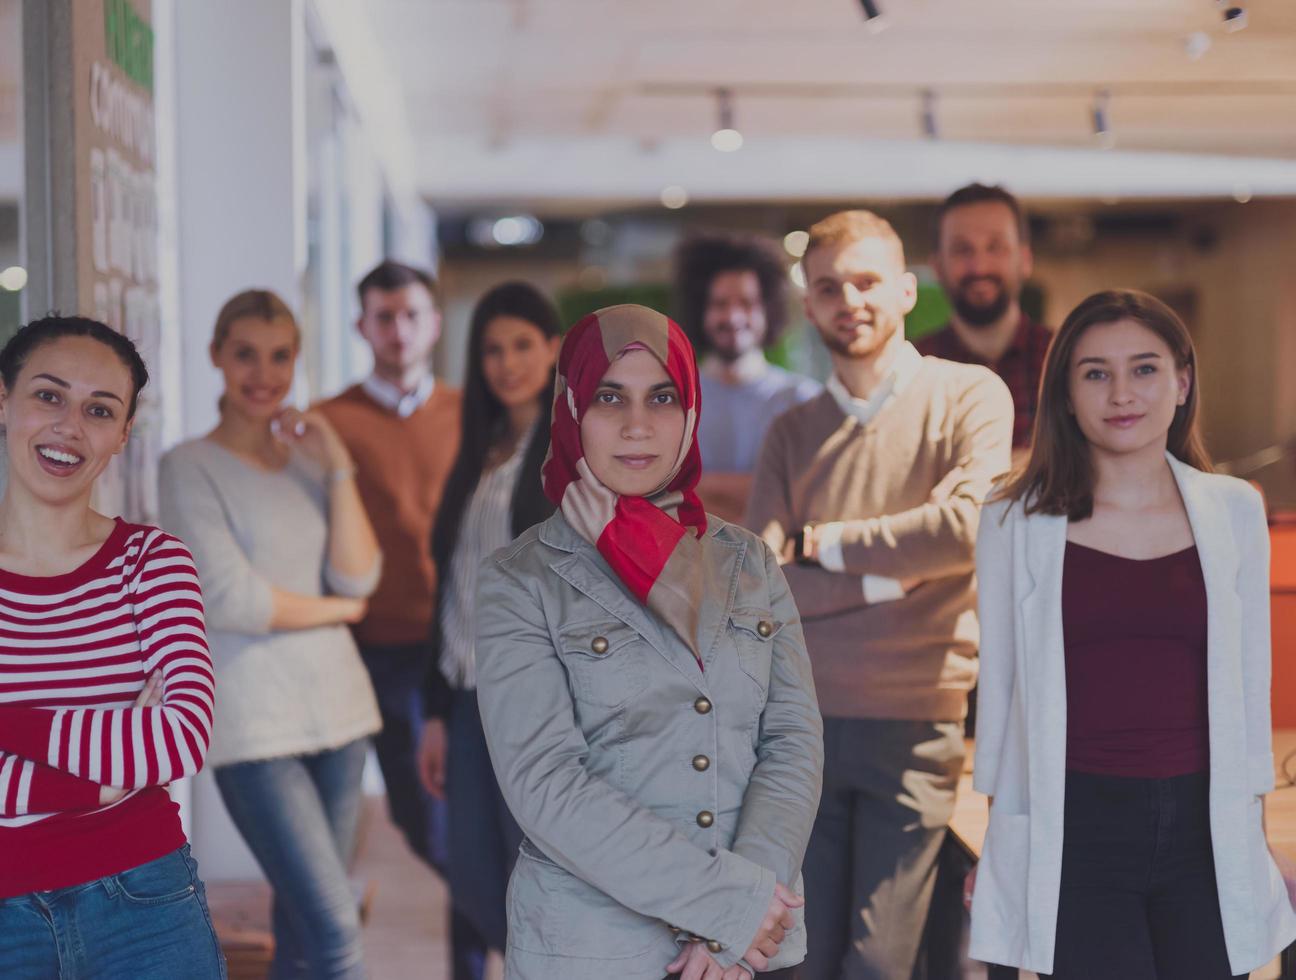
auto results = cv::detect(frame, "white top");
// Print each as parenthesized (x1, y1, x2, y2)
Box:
(438, 435, 531, 690)
(362, 373, 435, 418)
(823, 340, 923, 427)
(157, 438, 382, 767)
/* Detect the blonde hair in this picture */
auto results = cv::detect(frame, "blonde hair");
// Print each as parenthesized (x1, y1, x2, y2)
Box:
(211, 289, 301, 352)
(804, 210, 905, 268)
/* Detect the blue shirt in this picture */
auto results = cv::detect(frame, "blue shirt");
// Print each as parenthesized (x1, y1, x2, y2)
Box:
(698, 364, 822, 473)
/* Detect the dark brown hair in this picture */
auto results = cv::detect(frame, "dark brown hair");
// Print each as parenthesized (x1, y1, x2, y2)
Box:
(672, 232, 789, 353)
(998, 289, 1211, 519)
(933, 182, 1028, 249)
(1, 314, 149, 420)
(356, 260, 439, 312)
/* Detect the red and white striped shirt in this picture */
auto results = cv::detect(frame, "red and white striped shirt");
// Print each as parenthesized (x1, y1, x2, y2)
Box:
(0, 519, 214, 896)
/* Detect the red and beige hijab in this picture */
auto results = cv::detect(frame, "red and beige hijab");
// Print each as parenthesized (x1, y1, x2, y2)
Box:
(541, 304, 713, 664)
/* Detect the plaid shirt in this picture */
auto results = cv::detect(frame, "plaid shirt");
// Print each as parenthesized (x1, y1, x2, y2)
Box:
(916, 316, 1053, 448)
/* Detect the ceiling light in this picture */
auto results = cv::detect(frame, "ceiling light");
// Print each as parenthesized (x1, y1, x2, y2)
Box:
(1233, 183, 1253, 204)
(0, 266, 27, 291)
(711, 88, 743, 152)
(468, 215, 544, 248)
(1092, 90, 1115, 150)
(859, 0, 888, 32)
(660, 185, 689, 209)
(711, 129, 743, 152)
(783, 230, 809, 258)
(1222, 5, 1247, 32)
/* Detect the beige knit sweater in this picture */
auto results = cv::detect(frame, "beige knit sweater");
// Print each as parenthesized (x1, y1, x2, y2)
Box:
(746, 356, 1013, 721)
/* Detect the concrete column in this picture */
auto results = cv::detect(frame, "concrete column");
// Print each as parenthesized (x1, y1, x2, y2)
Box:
(173, 0, 306, 439)
(170, 0, 307, 880)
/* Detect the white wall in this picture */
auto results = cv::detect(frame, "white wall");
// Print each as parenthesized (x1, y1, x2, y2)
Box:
(172, 0, 307, 442)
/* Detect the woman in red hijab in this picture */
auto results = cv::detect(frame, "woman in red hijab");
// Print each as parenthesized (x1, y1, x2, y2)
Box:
(474, 305, 823, 980)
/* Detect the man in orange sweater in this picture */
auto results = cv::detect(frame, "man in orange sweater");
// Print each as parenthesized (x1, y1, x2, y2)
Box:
(316, 260, 476, 977)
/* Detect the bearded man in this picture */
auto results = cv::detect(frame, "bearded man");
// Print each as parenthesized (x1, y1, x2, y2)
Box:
(920, 183, 1052, 452)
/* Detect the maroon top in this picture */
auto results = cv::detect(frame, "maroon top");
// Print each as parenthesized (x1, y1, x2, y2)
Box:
(1061, 541, 1209, 778)
(916, 316, 1052, 449)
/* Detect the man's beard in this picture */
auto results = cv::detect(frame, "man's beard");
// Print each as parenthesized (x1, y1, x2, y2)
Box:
(951, 275, 1012, 328)
(704, 322, 759, 363)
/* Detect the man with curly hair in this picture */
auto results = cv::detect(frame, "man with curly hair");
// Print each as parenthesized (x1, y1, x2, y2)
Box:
(673, 231, 820, 522)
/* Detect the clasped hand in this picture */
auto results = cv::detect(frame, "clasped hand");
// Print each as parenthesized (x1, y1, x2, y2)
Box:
(665, 882, 802, 980)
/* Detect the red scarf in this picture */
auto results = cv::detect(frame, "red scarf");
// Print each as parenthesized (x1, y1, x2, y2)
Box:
(542, 305, 711, 659)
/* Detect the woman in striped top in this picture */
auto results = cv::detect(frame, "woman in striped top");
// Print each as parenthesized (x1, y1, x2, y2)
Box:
(416, 282, 561, 961)
(0, 315, 222, 978)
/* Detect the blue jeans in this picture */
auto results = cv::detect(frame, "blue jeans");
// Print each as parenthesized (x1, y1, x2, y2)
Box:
(360, 643, 488, 980)
(0, 844, 226, 979)
(214, 739, 368, 980)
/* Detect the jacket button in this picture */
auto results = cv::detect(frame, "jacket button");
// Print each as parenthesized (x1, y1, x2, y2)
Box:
(692, 754, 710, 772)
(693, 696, 712, 715)
(696, 810, 714, 828)
(757, 620, 773, 638)
(591, 636, 609, 655)
(706, 940, 724, 954)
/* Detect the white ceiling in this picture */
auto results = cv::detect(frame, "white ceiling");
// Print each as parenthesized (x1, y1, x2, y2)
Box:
(360, 0, 1296, 204)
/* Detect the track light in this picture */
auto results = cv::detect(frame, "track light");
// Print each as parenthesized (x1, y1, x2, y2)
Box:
(1221, 3, 1247, 32)
(711, 88, 743, 152)
(859, 0, 888, 33)
(921, 90, 939, 140)
(1092, 89, 1115, 149)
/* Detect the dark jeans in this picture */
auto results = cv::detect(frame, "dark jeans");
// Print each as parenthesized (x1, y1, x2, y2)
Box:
(215, 738, 368, 980)
(447, 687, 523, 950)
(1046, 770, 1240, 980)
(0, 845, 226, 979)
(802, 718, 964, 980)
(359, 643, 488, 980)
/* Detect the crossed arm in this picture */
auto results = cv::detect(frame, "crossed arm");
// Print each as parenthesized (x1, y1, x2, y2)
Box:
(745, 375, 1014, 620)
(0, 533, 214, 818)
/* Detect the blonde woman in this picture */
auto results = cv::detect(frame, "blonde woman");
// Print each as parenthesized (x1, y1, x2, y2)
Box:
(160, 290, 382, 980)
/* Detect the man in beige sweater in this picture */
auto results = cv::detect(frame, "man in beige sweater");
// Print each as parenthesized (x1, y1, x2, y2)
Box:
(746, 210, 1013, 980)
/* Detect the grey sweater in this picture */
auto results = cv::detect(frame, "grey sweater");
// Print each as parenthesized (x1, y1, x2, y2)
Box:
(158, 438, 382, 767)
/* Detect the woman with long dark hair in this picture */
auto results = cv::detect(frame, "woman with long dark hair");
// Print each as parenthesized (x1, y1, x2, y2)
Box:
(968, 289, 1296, 978)
(473, 304, 823, 980)
(0, 315, 222, 977)
(416, 281, 562, 965)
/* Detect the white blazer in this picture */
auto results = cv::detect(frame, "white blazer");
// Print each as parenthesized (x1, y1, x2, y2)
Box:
(969, 454, 1296, 975)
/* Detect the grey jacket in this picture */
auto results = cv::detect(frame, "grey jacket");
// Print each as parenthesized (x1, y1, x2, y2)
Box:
(475, 512, 824, 980)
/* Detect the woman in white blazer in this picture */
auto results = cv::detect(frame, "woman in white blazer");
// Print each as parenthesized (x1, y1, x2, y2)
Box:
(968, 289, 1296, 978)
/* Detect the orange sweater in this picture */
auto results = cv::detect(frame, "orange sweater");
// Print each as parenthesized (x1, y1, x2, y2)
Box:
(317, 384, 462, 647)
